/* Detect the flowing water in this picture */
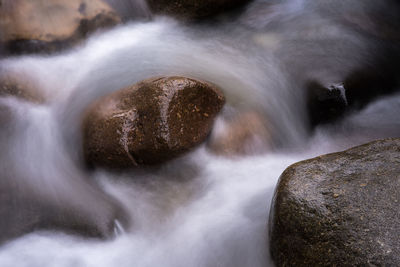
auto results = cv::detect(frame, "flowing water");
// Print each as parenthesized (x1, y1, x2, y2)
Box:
(0, 0, 399, 266)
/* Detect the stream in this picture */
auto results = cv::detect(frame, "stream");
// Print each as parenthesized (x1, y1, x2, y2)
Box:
(0, 0, 399, 266)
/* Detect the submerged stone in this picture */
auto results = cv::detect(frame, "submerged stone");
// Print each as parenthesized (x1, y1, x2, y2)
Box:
(270, 138, 400, 266)
(208, 110, 271, 156)
(0, 70, 45, 103)
(83, 76, 225, 169)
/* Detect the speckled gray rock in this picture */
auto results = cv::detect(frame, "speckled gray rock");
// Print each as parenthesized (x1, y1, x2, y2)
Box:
(269, 138, 400, 266)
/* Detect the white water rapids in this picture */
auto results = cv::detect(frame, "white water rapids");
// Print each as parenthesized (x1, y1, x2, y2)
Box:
(0, 0, 399, 266)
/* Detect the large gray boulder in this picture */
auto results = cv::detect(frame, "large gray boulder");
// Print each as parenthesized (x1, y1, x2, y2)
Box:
(270, 138, 400, 266)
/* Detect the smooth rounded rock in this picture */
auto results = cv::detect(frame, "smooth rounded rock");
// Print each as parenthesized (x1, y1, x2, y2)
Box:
(83, 76, 225, 169)
(0, 0, 121, 54)
(270, 138, 400, 266)
(147, 0, 251, 20)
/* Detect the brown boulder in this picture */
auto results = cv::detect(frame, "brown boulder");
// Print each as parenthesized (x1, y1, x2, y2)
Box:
(208, 110, 271, 156)
(0, 0, 121, 54)
(146, 0, 251, 20)
(83, 76, 225, 169)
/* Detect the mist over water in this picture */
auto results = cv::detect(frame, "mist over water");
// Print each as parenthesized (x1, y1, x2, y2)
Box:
(0, 0, 399, 266)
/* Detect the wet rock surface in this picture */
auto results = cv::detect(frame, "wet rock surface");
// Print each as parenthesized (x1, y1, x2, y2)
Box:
(147, 0, 251, 20)
(270, 138, 400, 266)
(83, 76, 225, 169)
(306, 80, 347, 127)
(0, 0, 120, 54)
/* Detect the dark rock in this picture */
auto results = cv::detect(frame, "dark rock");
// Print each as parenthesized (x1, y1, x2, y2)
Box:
(306, 80, 347, 127)
(269, 138, 400, 266)
(0, 173, 129, 244)
(0, 0, 121, 54)
(208, 110, 271, 156)
(83, 76, 225, 169)
(146, 0, 251, 20)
